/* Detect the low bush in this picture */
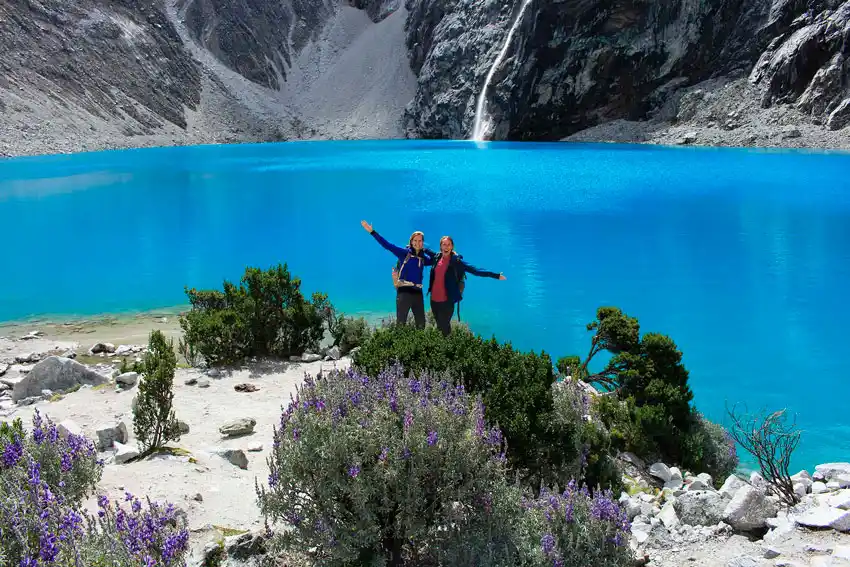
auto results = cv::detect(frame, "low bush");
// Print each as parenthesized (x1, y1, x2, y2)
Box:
(565, 306, 735, 478)
(256, 364, 634, 567)
(256, 364, 522, 566)
(548, 380, 622, 494)
(0, 413, 189, 567)
(518, 484, 632, 567)
(133, 330, 181, 456)
(179, 264, 330, 366)
(351, 325, 567, 491)
(325, 307, 372, 355)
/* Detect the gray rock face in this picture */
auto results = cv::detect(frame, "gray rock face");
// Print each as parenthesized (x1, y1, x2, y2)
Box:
(11, 356, 108, 402)
(675, 490, 727, 526)
(0, 0, 202, 132)
(402, 0, 850, 140)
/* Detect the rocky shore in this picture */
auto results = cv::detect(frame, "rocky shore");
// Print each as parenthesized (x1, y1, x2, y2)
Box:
(1, 319, 849, 567)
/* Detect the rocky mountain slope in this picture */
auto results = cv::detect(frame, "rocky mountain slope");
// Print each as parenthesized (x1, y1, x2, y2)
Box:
(0, 0, 848, 157)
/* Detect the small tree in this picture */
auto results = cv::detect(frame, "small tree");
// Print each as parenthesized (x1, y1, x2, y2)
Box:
(133, 330, 180, 455)
(726, 403, 801, 506)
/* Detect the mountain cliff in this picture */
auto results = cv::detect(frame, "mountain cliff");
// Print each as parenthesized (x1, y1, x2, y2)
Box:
(0, 0, 847, 157)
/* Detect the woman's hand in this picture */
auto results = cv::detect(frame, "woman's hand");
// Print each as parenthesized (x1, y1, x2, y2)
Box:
(361, 220, 373, 233)
(499, 273, 507, 280)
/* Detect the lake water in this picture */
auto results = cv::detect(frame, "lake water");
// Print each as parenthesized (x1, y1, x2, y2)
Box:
(1, 139, 849, 473)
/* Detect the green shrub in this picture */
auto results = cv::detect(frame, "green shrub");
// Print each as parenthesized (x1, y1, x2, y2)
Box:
(565, 306, 731, 476)
(179, 264, 330, 366)
(352, 325, 565, 491)
(133, 330, 180, 455)
(326, 309, 372, 355)
(517, 483, 632, 567)
(257, 364, 522, 566)
(680, 413, 739, 486)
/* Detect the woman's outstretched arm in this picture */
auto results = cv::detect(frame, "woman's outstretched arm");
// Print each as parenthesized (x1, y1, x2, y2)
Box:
(361, 220, 407, 259)
(457, 257, 506, 280)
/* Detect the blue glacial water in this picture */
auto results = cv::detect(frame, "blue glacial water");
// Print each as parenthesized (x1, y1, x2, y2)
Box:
(1, 139, 849, 473)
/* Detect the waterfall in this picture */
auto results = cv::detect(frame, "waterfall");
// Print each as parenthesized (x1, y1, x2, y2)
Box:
(470, 0, 534, 142)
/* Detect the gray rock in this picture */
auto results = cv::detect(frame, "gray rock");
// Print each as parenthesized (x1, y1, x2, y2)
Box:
(658, 500, 679, 529)
(827, 98, 850, 131)
(0, 363, 8, 376)
(723, 485, 778, 531)
(15, 352, 41, 364)
(206, 368, 221, 378)
(649, 462, 673, 483)
(113, 441, 140, 464)
(198, 379, 210, 388)
(726, 556, 760, 567)
(762, 546, 780, 559)
(184, 378, 198, 386)
(327, 346, 342, 360)
(301, 353, 322, 363)
(89, 342, 115, 354)
(219, 418, 256, 437)
(674, 490, 726, 526)
(57, 419, 83, 439)
(178, 420, 190, 434)
(795, 506, 850, 532)
(11, 356, 107, 402)
(687, 479, 712, 491)
(213, 448, 248, 469)
(813, 481, 829, 494)
(115, 372, 138, 387)
(225, 530, 267, 559)
(816, 463, 850, 482)
(719, 474, 748, 499)
(95, 422, 128, 450)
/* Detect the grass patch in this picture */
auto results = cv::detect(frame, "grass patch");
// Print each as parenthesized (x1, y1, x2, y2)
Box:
(213, 525, 248, 538)
(92, 383, 113, 391)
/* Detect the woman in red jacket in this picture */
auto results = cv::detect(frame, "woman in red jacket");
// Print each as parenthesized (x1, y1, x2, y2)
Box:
(428, 235, 506, 336)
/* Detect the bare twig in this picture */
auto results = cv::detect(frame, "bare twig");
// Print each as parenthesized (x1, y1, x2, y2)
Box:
(726, 402, 801, 506)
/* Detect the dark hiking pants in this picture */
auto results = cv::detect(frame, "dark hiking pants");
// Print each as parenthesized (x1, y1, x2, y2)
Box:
(430, 299, 454, 337)
(397, 288, 425, 329)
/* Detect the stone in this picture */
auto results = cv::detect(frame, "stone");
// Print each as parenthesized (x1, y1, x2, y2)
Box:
(207, 368, 221, 378)
(720, 474, 748, 499)
(726, 556, 759, 567)
(115, 372, 138, 387)
(327, 346, 341, 360)
(827, 98, 850, 131)
(795, 506, 850, 532)
(247, 443, 263, 452)
(659, 500, 679, 529)
(827, 490, 850, 510)
(723, 485, 778, 531)
(113, 441, 140, 464)
(674, 490, 726, 526)
(780, 125, 801, 138)
(177, 420, 190, 434)
(57, 419, 83, 439)
(192, 493, 203, 502)
(0, 363, 9, 376)
(95, 422, 128, 450)
(650, 462, 673, 483)
(794, 482, 808, 499)
(89, 342, 116, 354)
(11, 357, 108, 402)
(688, 479, 711, 491)
(813, 482, 829, 494)
(219, 418, 256, 437)
(815, 464, 850, 481)
(213, 448, 248, 469)
(225, 530, 267, 559)
(184, 378, 198, 386)
(198, 379, 210, 388)
(15, 352, 41, 363)
(114, 345, 134, 356)
(301, 353, 322, 363)
(762, 546, 781, 559)
(234, 383, 259, 392)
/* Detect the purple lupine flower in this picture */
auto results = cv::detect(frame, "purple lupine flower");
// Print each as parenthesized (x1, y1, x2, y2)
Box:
(378, 447, 389, 463)
(541, 533, 555, 555)
(315, 398, 326, 411)
(2, 438, 23, 468)
(389, 393, 398, 413)
(348, 465, 360, 478)
(402, 447, 411, 460)
(427, 431, 437, 446)
(293, 428, 300, 441)
(409, 379, 421, 394)
(403, 410, 413, 432)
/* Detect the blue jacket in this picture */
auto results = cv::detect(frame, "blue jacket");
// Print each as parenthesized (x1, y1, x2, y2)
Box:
(428, 252, 500, 304)
(370, 230, 435, 288)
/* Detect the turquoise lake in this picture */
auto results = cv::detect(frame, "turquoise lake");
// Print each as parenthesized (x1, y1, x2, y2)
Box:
(1, 139, 849, 473)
